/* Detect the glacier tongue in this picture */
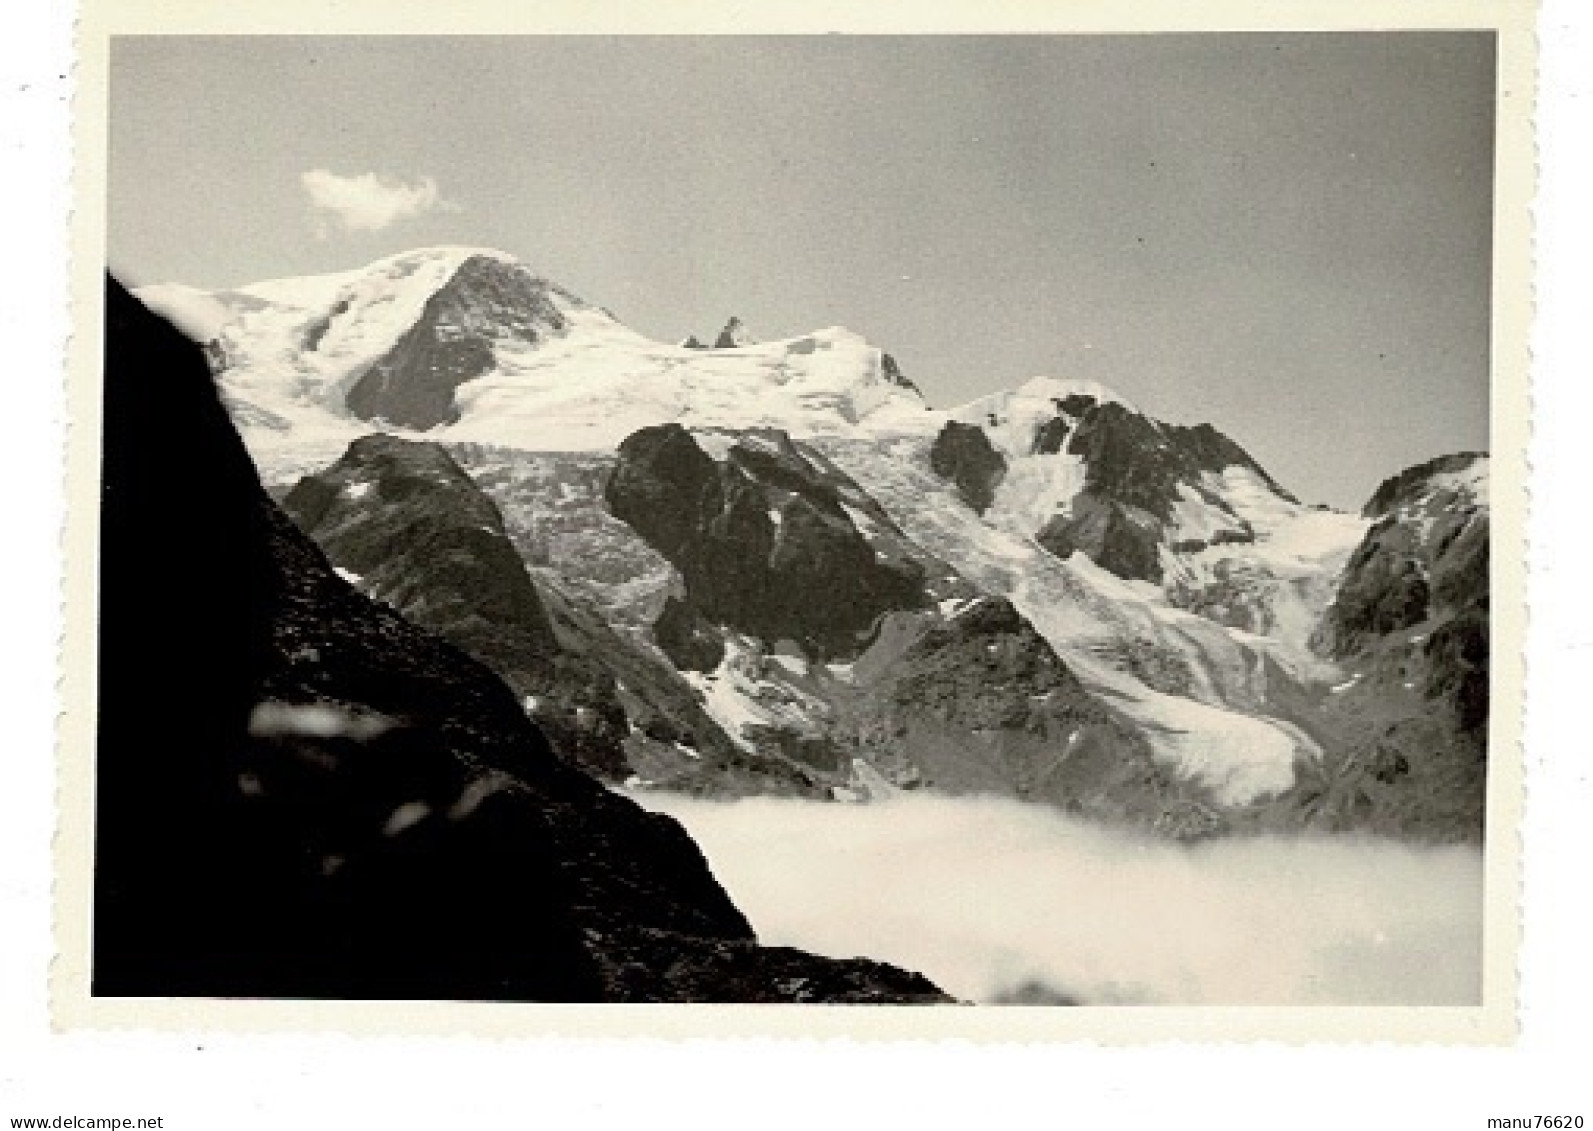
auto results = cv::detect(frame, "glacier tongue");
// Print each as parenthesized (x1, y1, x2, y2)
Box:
(812, 433, 1323, 807)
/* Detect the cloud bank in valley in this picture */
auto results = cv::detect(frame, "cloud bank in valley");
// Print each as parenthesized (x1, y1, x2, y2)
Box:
(633, 792, 1485, 1006)
(301, 168, 454, 236)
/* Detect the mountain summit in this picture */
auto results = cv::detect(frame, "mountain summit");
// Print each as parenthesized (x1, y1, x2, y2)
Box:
(137, 247, 929, 461)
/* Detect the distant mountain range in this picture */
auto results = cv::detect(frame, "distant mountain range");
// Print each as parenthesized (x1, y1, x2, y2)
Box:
(135, 246, 1490, 842)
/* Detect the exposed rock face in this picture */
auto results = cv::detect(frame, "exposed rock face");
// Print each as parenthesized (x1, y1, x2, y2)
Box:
(653, 594, 728, 672)
(1039, 405, 1295, 581)
(93, 277, 950, 1003)
(281, 435, 822, 795)
(605, 424, 930, 662)
(845, 598, 1205, 833)
(930, 385, 1365, 651)
(879, 352, 922, 397)
(280, 435, 636, 779)
(1037, 492, 1165, 584)
(928, 421, 1007, 513)
(283, 435, 558, 658)
(1056, 402, 1292, 520)
(532, 581, 819, 797)
(585, 417, 1195, 823)
(1319, 454, 1488, 664)
(438, 442, 828, 799)
(1280, 452, 1491, 841)
(713, 316, 758, 348)
(344, 255, 576, 429)
(1321, 520, 1433, 647)
(949, 392, 1298, 584)
(1362, 451, 1488, 519)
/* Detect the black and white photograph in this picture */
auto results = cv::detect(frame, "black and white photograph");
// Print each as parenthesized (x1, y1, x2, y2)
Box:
(81, 27, 1516, 1016)
(19, 0, 1593, 1125)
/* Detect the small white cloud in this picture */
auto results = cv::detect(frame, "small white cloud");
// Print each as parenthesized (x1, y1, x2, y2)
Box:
(300, 168, 455, 236)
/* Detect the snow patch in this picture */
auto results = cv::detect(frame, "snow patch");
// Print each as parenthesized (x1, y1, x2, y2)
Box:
(950, 376, 1138, 459)
(682, 638, 826, 750)
(247, 701, 392, 742)
(984, 451, 1088, 533)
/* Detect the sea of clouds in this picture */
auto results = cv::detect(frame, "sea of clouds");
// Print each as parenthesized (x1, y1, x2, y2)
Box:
(630, 792, 1485, 1006)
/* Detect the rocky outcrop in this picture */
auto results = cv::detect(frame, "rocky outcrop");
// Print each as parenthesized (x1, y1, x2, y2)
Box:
(1362, 451, 1488, 519)
(93, 277, 949, 1003)
(1319, 454, 1488, 662)
(713, 316, 758, 349)
(928, 421, 1007, 513)
(844, 599, 1203, 833)
(1320, 520, 1434, 648)
(605, 425, 930, 662)
(1066, 403, 1291, 522)
(949, 393, 1290, 584)
(280, 435, 636, 779)
(1037, 493, 1165, 584)
(388, 441, 828, 796)
(534, 578, 822, 798)
(880, 352, 922, 397)
(283, 435, 557, 657)
(1280, 453, 1491, 842)
(344, 255, 576, 429)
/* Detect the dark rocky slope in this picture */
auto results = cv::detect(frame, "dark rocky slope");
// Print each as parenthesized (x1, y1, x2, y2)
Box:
(841, 598, 1215, 835)
(1031, 404, 1265, 582)
(1261, 453, 1490, 842)
(281, 436, 563, 681)
(605, 424, 931, 664)
(93, 277, 949, 1003)
(343, 255, 578, 429)
(928, 422, 1006, 514)
(282, 434, 818, 797)
(278, 434, 620, 780)
(935, 395, 1296, 583)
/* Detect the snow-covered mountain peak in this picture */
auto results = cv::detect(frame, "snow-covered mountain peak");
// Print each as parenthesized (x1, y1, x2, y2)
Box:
(1013, 375, 1138, 410)
(138, 247, 936, 466)
(950, 376, 1139, 458)
(231, 245, 513, 311)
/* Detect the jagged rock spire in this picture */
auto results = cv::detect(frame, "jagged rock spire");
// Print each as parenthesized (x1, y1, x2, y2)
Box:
(713, 316, 758, 349)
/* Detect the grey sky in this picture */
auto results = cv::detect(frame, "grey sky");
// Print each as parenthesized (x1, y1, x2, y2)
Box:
(109, 34, 1494, 508)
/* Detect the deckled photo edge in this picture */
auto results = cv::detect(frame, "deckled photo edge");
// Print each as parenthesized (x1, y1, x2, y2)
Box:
(54, 0, 1537, 1044)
